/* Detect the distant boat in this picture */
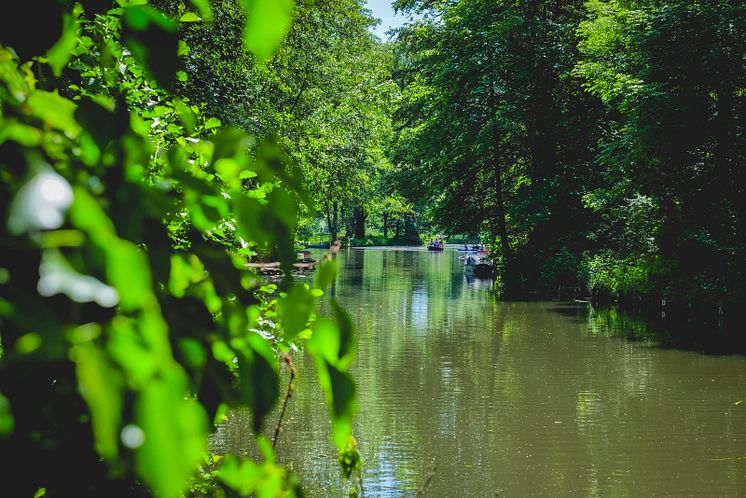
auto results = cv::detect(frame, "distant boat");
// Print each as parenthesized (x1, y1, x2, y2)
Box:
(427, 240, 445, 251)
(305, 242, 330, 249)
(457, 244, 482, 252)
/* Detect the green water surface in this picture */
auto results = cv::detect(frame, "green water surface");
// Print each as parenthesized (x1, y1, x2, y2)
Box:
(212, 246, 746, 497)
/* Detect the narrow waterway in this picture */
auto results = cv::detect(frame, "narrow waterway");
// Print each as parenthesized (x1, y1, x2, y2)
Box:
(212, 246, 746, 497)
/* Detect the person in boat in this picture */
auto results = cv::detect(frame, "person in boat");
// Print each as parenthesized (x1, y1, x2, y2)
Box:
(463, 243, 469, 250)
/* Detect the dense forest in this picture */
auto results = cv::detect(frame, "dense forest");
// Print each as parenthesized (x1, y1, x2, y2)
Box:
(0, 0, 743, 496)
(391, 0, 744, 330)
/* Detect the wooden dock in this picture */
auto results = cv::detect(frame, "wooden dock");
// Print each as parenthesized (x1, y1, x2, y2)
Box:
(245, 259, 318, 276)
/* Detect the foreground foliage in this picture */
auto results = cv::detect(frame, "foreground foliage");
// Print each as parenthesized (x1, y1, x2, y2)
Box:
(0, 1, 361, 496)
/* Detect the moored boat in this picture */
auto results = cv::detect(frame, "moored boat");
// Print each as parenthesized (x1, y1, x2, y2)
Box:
(461, 253, 495, 277)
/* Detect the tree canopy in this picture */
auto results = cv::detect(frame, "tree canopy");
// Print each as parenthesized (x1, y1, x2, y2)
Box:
(390, 0, 744, 322)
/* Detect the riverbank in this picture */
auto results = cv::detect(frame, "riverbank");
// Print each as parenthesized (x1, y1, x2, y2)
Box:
(301, 235, 423, 248)
(479, 276, 744, 354)
(588, 287, 744, 354)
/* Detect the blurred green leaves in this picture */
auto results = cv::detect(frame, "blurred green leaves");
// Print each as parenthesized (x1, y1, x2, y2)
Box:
(46, 7, 82, 76)
(308, 314, 357, 448)
(237, 336, 279, 433)
(72, 343, 123, 460)
(0, 2, 361, 497)
(0, 393, 14, 436)
(26, 91, 81, 136)
(121, 6, 178, 90)
(215, 452, 291, 497)
(240, 0, 295, 64)
(189, 0, 213, 22)
(135, 370, 207, 498)
(277, 284, 314, 341)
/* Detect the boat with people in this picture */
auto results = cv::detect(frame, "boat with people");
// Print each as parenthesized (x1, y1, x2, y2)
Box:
(427, 235, 446, 251)
(427, 240, 445, 251)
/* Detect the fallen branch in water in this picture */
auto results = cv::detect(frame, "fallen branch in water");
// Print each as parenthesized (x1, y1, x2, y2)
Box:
(413, 462, 438, 498)
(272, 353, 296, 450)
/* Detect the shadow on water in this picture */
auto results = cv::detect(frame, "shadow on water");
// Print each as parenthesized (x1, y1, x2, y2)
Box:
(548, 301, 746, 356)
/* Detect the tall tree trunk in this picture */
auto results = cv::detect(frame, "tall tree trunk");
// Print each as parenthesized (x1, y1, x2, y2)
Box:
(331, 201, 338, 243)
(325, 201, 339, 243)
(714, 85, 744, 290)
(383, 211, 389, 238)
(493, 158, 511, 262)
(353, 206, 366, 239)
(493, 132, 517, 296)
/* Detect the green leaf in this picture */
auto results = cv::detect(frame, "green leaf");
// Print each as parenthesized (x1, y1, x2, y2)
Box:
(69, 189, 154, 311)
(179, 12, 201, 22)
(69, 187, 115, 239)
(237, 336, 279, 433)
(314, 258, 337, 289)
(211, 341, 235, 364)
(177, 40, 190, 56)
(0, 392, 14, 436)
(107, 240, 153, 310)
(0, 119, 42, 146)
(214, 158, 242, 190)
(72, 343, 122, 460)
(326, 361, 356, 448)
(26, 91, 81, 136)
(240, 0, 294, 63)
(327, 362, 355, 420)
(46, 10, 81, 76)
(189, 0, 213, 22)
(178, 338, 207, 369)
(74, 97, 128, 151)
(215, 455, 260, 495)
(278, 284, 314, 341)
(135, 369, 207, 498)
(235, 196, 271, 246)
(308, 318, 339, 364)
(255, 139, 310, 206)
(108, 318, 160, 388)
(267, 187, 297, 232)
(204, 117, 221, 129)
(331, 300, 354, 363)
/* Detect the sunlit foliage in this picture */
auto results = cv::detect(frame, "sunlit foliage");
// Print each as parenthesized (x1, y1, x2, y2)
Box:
(0, 1, 362, 496)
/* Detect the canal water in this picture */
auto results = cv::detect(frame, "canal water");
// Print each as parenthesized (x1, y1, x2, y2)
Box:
(212, 246, 746, 497)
